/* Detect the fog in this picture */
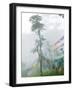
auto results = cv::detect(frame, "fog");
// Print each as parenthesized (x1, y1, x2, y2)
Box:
(21, 13, 64, 77)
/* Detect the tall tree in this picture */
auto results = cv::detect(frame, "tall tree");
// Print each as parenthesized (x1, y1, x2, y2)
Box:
(29, 15, 45, 76)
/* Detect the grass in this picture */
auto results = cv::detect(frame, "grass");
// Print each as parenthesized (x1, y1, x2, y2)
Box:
(29, 68, 64, 77)
(42, 68, 64, 76)
(22, 67, 64, 77)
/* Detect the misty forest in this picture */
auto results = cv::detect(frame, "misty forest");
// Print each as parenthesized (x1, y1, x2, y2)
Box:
(21, 13, 64, 77)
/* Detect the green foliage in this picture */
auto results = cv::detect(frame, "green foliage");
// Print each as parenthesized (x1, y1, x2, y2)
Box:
(31, 22, 44, 31)
(29, 15, 42, 24)
(30, 15, 45, 32)
(31, 48, 38, 53)
(58, 14, 64, 18)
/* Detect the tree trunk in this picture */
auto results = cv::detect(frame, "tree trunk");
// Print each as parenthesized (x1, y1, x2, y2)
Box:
(39, 50, 43, 76)
(38, 30, 43, 76)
